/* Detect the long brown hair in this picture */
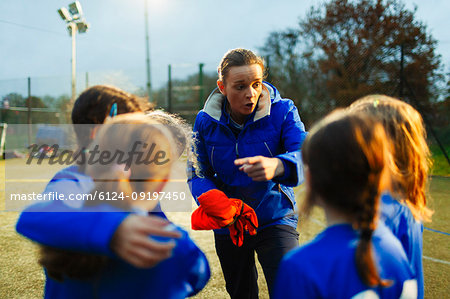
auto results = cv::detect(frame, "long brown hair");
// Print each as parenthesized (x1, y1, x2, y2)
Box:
(302, 110, 391, 287)
(349, 95, 433, 222)
(39, 113, 176, 281)
(71, 85, 152, 149)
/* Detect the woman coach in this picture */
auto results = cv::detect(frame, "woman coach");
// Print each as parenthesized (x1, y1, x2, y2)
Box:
(188, 48, 307, 298)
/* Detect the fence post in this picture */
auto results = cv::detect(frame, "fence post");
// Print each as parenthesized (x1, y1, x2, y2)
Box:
(167, 64, 172, 113)
(199, 63, 204, 110)
(27, 77, 32, 146)
(266, 55, 271, 83)
(399, 44, 404, 98)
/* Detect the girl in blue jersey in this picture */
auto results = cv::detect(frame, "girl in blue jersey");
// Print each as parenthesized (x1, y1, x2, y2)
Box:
(274, 110, 417, 299)
(16, 85, 186, 270)
(350, 95, 433, 299)
(37, 113, 210, 299)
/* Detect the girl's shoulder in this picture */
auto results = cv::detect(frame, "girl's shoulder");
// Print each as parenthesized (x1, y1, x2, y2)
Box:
(380, 193, 422, 236)
(284, 224, 357, 265)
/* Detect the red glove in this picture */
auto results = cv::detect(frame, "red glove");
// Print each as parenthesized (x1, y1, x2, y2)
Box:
(191, 189, 258, 246)
(227, 200, 258, 247)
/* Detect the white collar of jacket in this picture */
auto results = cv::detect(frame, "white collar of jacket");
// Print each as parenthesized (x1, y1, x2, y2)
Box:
(203, 82, 275, 122)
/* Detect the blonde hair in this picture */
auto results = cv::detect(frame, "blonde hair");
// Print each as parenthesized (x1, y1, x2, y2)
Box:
(145, 110, 191, 159)
(349, 95, 433, 222)
(85, 112, 176, 210)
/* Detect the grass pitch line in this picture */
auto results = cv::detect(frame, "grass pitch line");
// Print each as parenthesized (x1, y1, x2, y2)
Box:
(422, 256, 450, 265)
(0, 223, 15, 230)
(310, 217, 450, 265)
(424, 227, 450, 236)
(309, 217, 326, 227)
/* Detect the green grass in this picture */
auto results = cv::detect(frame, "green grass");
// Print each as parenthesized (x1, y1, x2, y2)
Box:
(430, 144, 450, 177)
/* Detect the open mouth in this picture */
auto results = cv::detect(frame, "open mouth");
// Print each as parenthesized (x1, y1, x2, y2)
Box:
(245, 103, 253, 108)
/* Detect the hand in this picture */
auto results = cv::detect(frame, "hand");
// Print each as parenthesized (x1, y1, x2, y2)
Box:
(234, 156, 285, 181)
(110, 215, 182, 268)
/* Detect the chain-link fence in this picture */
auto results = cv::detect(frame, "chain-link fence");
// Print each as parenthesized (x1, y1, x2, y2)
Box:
(2, 60, 448, 163)
(263, 45, 450, 166)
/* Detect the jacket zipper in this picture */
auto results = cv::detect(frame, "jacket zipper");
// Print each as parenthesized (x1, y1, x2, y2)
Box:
(211, 146, 215, 172)
(264, 142, 274, 157)
(279, 184, 295, 209)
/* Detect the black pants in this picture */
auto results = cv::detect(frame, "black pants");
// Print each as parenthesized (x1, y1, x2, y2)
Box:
(214, 225, 299, 299)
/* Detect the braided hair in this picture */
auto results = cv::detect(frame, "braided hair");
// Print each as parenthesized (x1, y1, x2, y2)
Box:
(302, 110, 391, 287)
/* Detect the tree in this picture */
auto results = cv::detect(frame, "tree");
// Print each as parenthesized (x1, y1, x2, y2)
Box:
(3, 93, 25, 107)
(261, 30, 331, 126)
(26, 96, 47, 108)
(261, 0, 442, 124)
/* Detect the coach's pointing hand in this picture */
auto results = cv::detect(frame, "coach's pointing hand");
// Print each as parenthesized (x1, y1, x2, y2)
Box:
(234, 156, 285, 181)
(111, 215, 182, 268)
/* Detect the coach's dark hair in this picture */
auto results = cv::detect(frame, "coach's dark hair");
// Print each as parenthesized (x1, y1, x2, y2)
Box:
(302, 110, 391, 287)
(218, 48, 265, 83)
(71, 85, 152, 148)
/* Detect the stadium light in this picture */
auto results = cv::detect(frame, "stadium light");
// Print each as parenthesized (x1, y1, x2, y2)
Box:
(68, 1, 83, 17)
(57, 1, 90, 103)
(57, 7, 72, 22)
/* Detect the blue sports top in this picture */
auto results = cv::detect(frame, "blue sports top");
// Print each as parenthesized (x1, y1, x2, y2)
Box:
(273, 224, 417, 299)
(380, 193, 424, 299)
(16, 165, 210, 298)
(39, 224, 210, 299)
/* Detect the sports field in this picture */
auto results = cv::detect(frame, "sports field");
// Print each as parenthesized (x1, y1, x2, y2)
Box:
(0, 159, 448, 298)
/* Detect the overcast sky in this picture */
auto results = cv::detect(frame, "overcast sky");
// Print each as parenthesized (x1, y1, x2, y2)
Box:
(1, 0, 449, 97)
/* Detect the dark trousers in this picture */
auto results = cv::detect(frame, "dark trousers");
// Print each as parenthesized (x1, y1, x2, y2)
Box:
(214, 225, 299, 299)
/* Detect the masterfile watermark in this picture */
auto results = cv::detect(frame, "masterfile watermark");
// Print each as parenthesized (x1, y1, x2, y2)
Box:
(26, 141, 170, 170)
(3, 124, 192, 212)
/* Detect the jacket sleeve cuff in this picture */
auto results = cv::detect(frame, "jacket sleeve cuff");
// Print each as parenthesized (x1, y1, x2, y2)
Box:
(273, 158, 293, 183)
(273, 152, 303, 186)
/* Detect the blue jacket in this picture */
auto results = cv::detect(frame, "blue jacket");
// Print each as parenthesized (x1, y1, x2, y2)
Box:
(380, 193, 424, 299)
(16, 166, 210, 298)
(274, 224, 417, 299)
(16, 166, 126, 255)
(36, 221, 210, 299)
(188, 82, 307, 232)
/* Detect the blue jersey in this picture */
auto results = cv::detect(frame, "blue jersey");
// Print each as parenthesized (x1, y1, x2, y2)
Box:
(16, 166, 127, 255)
(39, 224, 210, 299)
(16, 166, 211, 298)
(380, 193, 424, 299)
(273, 224, 417, 299)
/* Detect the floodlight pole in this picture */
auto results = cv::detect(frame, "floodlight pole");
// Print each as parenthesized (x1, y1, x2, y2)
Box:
(144, 0, 152, 103)
(58, 2, 89, 104)
(71, 22, 77, 103)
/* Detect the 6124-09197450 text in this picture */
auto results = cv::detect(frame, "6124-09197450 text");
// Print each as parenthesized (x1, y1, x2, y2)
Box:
(9, 191, 186, 202)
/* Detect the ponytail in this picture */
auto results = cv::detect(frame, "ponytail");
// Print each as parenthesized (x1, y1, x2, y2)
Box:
(354, 177, 391, 287)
